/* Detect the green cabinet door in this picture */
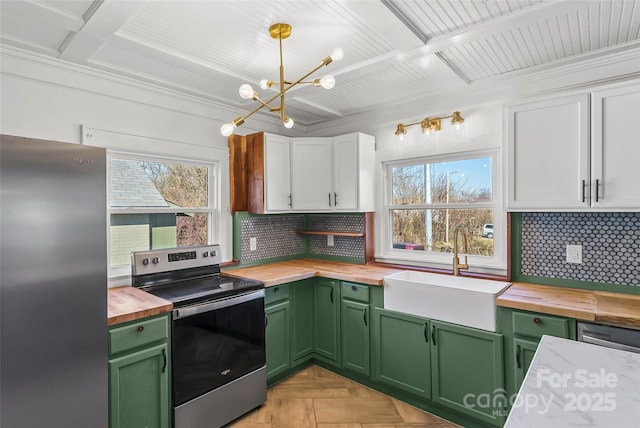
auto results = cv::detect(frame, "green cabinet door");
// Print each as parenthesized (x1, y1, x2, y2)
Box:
(109, 343, 170, 428)
(372, 308, 431, 399)
(341, 300, 370, 376)
(430, 320, 505, 426)
(514, 337, 539, 389)
(265, 300, 290, 380)
(313, 279, 340, 364)
(291, 279, 314, 363)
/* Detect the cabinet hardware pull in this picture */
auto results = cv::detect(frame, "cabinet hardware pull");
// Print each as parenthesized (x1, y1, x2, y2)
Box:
(431, 325, 436, 346)
(274, 287, 279, 293)
(595, 179, 600, 202)
(264, 314, 268, 327)
(334, 192, 338, 206)
(424, 323, 429, 343)
(582, 180, 586, 203)
(330, 287, 334, 303)
(533, 317, 542, 325)
(288, 194, 292, 207)
(137, 326, 144, 333)
(328, 193, 332, 207)
(161, 348, 167, 373)
(351, 285, 357, 291)
(364, 308, 367, 326)
(516, 345, 521, 369)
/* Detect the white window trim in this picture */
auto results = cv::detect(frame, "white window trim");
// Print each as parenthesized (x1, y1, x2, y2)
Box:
(81, 125, 231, 286)
(377, 149, 507, 274)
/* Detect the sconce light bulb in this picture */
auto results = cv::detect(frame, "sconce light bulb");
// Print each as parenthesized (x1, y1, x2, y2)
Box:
(239, 84, 255, 99)
(259, 79, 271, 90)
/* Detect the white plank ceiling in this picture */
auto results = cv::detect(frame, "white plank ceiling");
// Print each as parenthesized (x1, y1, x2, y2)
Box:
(1, 0, 639, 131)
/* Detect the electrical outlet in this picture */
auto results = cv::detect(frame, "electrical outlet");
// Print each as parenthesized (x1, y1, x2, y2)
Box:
(566, 244, 582, 264)
(250, 237, 257, 251)
(327, 235, 334, 247)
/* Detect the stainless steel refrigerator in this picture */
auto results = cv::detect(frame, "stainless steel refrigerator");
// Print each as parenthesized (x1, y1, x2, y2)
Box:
(1, 135, 108, 427)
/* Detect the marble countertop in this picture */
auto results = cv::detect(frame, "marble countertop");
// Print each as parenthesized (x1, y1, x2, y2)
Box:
(504, 335, 640, 428)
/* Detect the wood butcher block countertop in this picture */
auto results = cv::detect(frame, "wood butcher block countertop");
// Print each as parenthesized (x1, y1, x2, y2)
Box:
(223, 258, 403, 287)
(497, 282, 640, 328)
(108, 286, 172, 326)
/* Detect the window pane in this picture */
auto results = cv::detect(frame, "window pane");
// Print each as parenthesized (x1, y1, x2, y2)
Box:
(392, 164, 425, 204)
(430, 158, 492, 203)
(392, 208, 494, 256)
(391, 157, 492, 205)
(109, 213, 208, 267)
(110, 159, 208, 208)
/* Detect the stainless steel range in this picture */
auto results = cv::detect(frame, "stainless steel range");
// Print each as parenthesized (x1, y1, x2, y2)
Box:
(132, 245, 266, 428)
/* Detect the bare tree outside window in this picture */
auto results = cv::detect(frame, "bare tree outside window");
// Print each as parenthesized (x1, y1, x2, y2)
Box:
(390, 157, 494, 256)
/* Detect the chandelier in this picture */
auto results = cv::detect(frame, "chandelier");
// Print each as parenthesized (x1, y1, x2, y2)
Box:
(221, 23, 344, 136)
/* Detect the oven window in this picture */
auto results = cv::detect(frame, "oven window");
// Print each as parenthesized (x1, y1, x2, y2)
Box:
(108, 155, 216, 270)
(172, 296, 266, 406)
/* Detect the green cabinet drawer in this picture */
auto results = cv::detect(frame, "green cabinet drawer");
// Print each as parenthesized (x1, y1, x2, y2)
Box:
(109, 316, 169, 356)
(341, 282, 369, 303)
(265, 284, 290, 305)
(512, 311, 571, 339)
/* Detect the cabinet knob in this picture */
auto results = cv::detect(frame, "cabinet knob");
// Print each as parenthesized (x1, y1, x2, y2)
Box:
(533, 317, 542, 325)
(137, 325, 145, 332)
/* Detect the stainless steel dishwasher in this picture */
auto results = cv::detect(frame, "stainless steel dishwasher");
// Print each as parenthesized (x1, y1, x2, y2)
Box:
(578, 322, 640, 354)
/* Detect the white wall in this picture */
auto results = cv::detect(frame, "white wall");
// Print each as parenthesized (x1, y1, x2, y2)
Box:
(0, 49, 249, 283)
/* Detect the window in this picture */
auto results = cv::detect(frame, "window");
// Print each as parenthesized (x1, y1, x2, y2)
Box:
(108, 153, 215, 274)
(382, 150, 504, 271)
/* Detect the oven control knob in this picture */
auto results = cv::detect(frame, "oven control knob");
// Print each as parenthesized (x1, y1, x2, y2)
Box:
(152, 257, 160, 264)
(203, 252, 208, 257)
(210, 251, 217, 257)
(142, 258, 149, 266)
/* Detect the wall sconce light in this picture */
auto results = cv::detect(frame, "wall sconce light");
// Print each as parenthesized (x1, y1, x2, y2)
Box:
(395, 111, 465, 139)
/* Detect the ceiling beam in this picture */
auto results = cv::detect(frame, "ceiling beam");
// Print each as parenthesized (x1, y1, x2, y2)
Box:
(58, 0, 145, 63)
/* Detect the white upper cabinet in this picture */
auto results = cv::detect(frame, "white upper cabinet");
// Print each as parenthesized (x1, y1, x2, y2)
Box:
(257, 132, 375, 213)
(290, 138, 333, 211)
(591, 83, 640, 210)
(264, 133, 292, 212)
(506, 93, 590, 210)
(506, 80, 640, 211)
(332, 133, 375, 212)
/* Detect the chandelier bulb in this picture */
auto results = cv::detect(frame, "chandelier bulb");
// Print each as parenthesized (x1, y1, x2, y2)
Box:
(259, 79, 272, 90)
(220, 122, 236, 137)
(331, 48, 344, 62)
(284, 117, 294, 129)
(239, 84, 255, 100)
(319, 75, 336, 89)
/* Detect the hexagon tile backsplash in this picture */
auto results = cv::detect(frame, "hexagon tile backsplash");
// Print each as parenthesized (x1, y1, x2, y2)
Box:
(520, 212, 640, 286)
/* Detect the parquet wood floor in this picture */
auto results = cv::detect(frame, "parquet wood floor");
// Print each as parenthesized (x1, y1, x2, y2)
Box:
(227, 365, 461, 428)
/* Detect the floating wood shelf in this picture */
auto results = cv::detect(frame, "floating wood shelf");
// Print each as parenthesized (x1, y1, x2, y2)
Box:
(295, 230, 365, 237)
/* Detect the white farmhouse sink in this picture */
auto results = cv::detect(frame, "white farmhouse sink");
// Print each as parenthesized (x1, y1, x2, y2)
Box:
(383, 271, 511, 332)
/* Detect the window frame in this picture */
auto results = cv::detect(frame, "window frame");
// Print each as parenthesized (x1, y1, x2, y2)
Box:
(107, 150, 218, 280)
(379, 149, 506, 273)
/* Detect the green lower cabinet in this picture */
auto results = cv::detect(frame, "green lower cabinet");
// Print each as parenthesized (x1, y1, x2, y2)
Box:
(291, 279, 314, 363)
(498, 306, 576, 410)
(513, 337, 538, 387)
(265, 300, 290, 380)
(372, 308, 431, 399)
(313, 278, 340, 364)
(430, 320, 505, 426)
(109, 344, 170, 428)
(341, 300, 370, 376)
(108, 314, 170, 428)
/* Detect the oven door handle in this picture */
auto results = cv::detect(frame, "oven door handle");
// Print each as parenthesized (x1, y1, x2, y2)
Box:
(581, 335, 640, 353)
(173, 289, 265, 320)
